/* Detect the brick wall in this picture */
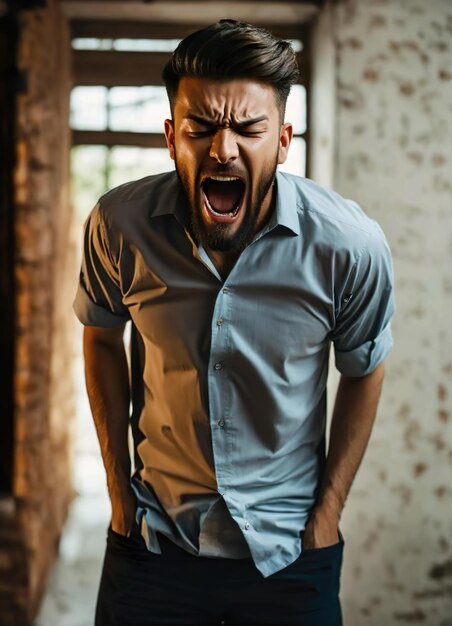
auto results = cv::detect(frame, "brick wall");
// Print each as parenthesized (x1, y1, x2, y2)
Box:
(0, 1, 76, 624)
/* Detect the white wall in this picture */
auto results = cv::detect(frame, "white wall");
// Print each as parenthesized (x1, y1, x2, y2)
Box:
(327, 0, 452, 623)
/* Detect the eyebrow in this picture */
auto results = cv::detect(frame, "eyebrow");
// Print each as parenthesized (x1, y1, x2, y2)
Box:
(185, 114, 269, 128)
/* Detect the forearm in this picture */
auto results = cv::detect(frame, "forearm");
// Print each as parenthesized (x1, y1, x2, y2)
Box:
(314, 362, 385, 521)
(83, 326, 131, 499)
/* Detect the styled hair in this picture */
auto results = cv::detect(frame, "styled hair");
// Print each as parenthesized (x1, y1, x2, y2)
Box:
(162, 19, 300, 114)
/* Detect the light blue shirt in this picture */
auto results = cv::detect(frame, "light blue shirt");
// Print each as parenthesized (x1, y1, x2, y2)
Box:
(73, 170, 395, 577)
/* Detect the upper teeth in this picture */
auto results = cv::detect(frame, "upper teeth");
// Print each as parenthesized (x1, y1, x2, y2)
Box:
(209, 176, 240, 182)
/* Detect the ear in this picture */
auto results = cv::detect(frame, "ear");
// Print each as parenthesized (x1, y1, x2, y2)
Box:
(164, 118, 176, 161)
(278, 122, 293, 165)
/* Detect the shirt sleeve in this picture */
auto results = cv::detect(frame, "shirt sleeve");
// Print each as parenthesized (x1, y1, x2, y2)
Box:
(332, 222, 395, 376)
(73, 202, 131, 327)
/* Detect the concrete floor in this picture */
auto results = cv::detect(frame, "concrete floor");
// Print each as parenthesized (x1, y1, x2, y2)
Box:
(35, 342, 111, 626)
(34, 492, 110, 626)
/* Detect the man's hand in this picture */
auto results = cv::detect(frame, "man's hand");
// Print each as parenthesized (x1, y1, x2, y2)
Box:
(111, 485, 138, 537)
(302, 506, 340, 549)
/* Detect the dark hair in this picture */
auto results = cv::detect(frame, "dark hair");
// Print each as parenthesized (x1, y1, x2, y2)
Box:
(162, 19, 300, 114)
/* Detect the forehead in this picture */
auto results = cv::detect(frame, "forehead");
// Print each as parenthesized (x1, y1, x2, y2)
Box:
(174, 77, 279, 120)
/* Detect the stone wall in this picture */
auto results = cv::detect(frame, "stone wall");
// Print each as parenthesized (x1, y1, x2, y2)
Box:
(330, 0, 452, 623)
(0, 1, 75, 624)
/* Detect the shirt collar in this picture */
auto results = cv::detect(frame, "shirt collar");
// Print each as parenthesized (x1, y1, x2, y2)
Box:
(271, 170, 301, 236)
(149, 171, 190, 228)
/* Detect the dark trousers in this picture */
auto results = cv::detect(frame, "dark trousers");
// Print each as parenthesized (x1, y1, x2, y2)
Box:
(95, 522, 344, 626)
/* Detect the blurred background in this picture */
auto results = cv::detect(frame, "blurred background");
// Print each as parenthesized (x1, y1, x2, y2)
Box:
(0, 1, 451, 625)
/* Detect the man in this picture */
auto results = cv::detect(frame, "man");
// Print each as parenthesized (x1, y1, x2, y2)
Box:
(73, 19, 395, 626)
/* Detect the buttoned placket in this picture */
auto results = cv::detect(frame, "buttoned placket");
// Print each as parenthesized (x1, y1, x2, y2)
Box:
(198, 232, 276, 526)
(207, 283, 234, 499)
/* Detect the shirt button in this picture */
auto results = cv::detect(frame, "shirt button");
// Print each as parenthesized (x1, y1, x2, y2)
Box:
(218, 418, 225, 428)
(244, 522, 251, 530)
(216, 318, 224, 326)
(223, 287, 230, 294)
(214, 362, 223, 371)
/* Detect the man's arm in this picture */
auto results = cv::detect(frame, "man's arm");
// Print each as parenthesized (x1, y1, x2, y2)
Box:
(83, 324, 137, 536)
(303, 362, 385, 548)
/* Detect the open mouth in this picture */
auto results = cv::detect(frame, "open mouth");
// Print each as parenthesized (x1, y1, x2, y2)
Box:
(201, 176, 246, 223)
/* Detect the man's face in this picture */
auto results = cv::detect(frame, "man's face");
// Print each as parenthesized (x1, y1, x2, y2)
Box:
(164, 77, 292, 253)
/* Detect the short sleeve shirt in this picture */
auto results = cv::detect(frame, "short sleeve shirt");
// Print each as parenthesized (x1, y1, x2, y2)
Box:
(73, 170, 395, 577)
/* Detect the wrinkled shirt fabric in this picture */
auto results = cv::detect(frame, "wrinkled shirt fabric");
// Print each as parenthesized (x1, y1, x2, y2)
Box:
(73, 170, 395, 577)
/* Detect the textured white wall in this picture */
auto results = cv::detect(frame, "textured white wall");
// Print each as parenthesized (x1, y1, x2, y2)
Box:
(329, 0, 452, 624)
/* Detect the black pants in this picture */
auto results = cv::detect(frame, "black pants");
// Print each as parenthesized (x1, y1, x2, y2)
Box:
(95, 522, 344, 626)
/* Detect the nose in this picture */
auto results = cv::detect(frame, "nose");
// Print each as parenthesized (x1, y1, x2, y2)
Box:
(209, 128, 239, 164)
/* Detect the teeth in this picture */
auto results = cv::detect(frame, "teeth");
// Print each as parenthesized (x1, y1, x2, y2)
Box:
(205, 195, 239, 217)
(209, 176, 240, 182)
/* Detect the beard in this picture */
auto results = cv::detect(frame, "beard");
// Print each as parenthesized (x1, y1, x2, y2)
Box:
(175, 155, 278, 254)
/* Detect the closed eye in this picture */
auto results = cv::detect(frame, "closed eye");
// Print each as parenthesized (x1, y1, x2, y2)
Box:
(188, 130, 216, 137)
(237, 129, 265, 137)
(188, 127, 265, 138)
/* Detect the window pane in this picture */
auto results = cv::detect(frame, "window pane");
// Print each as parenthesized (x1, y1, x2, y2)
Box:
(71, 146, 109, 220)
(109, 147, 174, 188)
(72, 38, 181, 52)
(113, 39, 181, 52)
(289, 39, 303, 52)
(108, 87, 170, 133)
(72, 38, 113, 51)
(285, 85, 306, 135)
(279, 137, 306, 177)
(70, 86, 108, 131)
